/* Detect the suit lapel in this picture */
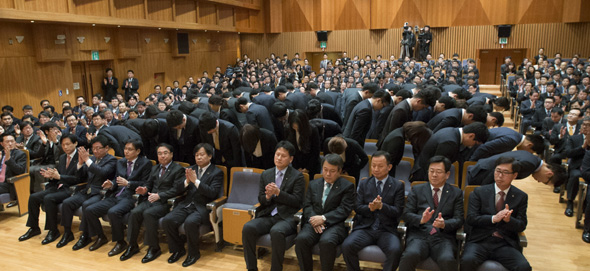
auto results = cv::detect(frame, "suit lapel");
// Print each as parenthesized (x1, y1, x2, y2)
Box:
(435, 183, 451, 214)
(279, 167, 290, 190)
(381, 177, 393, 197)
(504, 186, 517, 210)
(424, 184, 435, 209)
(323, 178, 340, 212)
(486, 185, 497, 214)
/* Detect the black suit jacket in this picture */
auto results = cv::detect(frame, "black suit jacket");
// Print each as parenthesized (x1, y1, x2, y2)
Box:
(108, 156, 152, 197)
(16, 133, 42, 159)
(285, 92, 309, 111)
(256, 166, 306, 219)
(252, 93, 277, 113)
(427, 108, 463, 134)
(53, 151, 84, 190)
(176, 164, 224, 211)
(403, 183, 464, 242)
(2, 149, 27, 180)
(379, 99, 412, 147)
(169, 115, 201, 164)
(566, 134, 586, 169)
(302, 177, 356, 227)
(76, 154, 117, 196)
(468, 150, 541, 185)
(519, 100, 542, 118)
(143, 162, 185, 203)
(246, 103, 275, 133)
(320, 103, 343, 127)
(379, 127, 408, 172)
(470, 127, 523, 161)
(62, 125, 88, 147)
(199, 119, 243, 168)
(550, 121, 580, 154)
(466, 184, 527, 250)
(354, 176, 404, 234)
(100, 126, 142, 157)
(343, 99, 373, 147)
(412, 128, 464, 182)
(342, 90, 364, 129)
(322, 137, 368, 182)
(122, 77, 139, 93)
(243, 128, 277, 170)
(531, 108, 551, 129)
(101, 77, 119, 101)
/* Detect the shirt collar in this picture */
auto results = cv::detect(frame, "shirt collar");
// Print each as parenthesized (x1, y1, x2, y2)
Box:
(69, 149, 77, 159)
(458, 128, 464, 144)
(276, 167, 288, 176)
(199, 163, 211, 173)
(494, 183, 510, 195)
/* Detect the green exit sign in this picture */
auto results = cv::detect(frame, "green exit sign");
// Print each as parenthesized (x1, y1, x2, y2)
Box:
(320, 41, 326, 48)
(91, 50, 99, 60)
(499, 38, 508, 45)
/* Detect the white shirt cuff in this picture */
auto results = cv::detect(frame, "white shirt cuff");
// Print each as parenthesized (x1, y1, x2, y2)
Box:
(85, 159, 93, 167)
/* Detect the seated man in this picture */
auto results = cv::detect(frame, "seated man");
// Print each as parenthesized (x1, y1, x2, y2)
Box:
(563, 116, 590, 217)
(461, 157, 531, 271)
(59, 135, 117, 249)
(162, 143, 223, 267)
(342, 151, 405, 271)
(242, 141, 306, 271)
(580, 150, 590, 243)
(295, 154, 355, 271)
(29, 122, 62, 193)
(0, 134, 27, 211)
(399, 156, 464, 271)
(18, 134, 82, 244)
(83, 139, 152, 254)
(120, 143, 184, 263)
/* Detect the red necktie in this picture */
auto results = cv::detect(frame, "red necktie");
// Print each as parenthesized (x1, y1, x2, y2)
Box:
(66, 155, 71, 168)
(493, 191, 506, 238)
(159, 166, 167, 178)
(430, 188, 440, 235)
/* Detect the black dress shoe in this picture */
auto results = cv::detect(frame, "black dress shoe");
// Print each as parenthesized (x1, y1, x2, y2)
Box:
(120, 244, 140, 261)
(41, 230, 61, 245)
(109, 241, 128, 257)
(19, 228, 41, 241)
(89, 235, 109, 251)
(168, 250, 186, 264)
(182, 253, 201, 267)
(553, 186, 561, 193)
(142, 247, 162, 263)
(72, 235, 91, 251)
(6, 201, 18, 208)
(56, 231, 74, 248)
(565, 201, 574, 217)
(583, 231, 590, 243)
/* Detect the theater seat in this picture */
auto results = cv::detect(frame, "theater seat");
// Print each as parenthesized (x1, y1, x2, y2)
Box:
(395, 158, 413, 196)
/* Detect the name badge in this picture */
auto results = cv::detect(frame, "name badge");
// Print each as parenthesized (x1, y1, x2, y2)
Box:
(87, 188, 92, 194)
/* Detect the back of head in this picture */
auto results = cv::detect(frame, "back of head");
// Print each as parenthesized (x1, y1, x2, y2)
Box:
(306, 99, 322, 119)
(525, 134, 545, 155)
(463, 122, 489, 143)
(271, 102, 288, 119)
(414, 87, 439, 107)
(489, 112, 505, 127)
(467, 105, 488, 123)
(166, 110, 184, 128)
(362, 83, 379, 94)
(177, 101, 196, 115)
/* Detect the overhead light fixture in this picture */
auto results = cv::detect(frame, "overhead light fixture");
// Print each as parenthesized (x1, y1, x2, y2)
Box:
(92, 24, 96, 27)
(30, 20, 34, 23)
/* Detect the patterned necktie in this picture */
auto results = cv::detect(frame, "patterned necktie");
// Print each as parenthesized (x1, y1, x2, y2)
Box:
(493, 191, 506, 238)
(376, 180, 383, 196)
(66, 155, 71, 168)
(322, 183, 332, 207)
(126, 161, 133, 177)
(160, 166, 167, 178)
(198, 168, 204, 179)
(271, 171, 284, 216)
(430, 188, 441, 235)
(569, 126, 574, 136)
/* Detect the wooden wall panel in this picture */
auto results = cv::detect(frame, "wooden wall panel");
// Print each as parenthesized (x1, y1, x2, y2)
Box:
(217, 5, 235, 27)
(199, 2, 218, 25)
(175, 0, 197, 23)
(113, 0, 146, 19)
(72, 0, 110, 17)
(332, 0, 370, 30)
(21, 0, 69, 13)
(0, 22, 34, 58)
(33, 24, 70, 62)
(0, 0, 14, 9)
(235, 8, 250, 28)
(147, 0, 173, 21)
(241, 22, 590, 64)
(69, 26, 115, 61)
(282, 0, 314, 32)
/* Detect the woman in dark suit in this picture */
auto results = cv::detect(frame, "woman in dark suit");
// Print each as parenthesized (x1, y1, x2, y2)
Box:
(379, 121, 432, 176)
(239, 124, 277, 170)
(286, 109, 320, 176)
(322, 135, 368, 183)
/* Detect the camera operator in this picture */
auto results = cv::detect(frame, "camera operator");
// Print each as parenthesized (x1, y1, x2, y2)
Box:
(400, 22, 416, 59)
(417, 25, 432, 61)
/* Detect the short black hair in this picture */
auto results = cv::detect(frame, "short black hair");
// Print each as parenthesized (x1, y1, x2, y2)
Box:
(546, 162, 567, 187)
(125, 138, 143, 151)
(493, 97, 510, 111)
(323, 153, 344, 170)
(270, 102, 288, 119)
(194, 143, 214, 156)
(429, 155, 452, 172)
(90, 135, 110, 148)
(372, 150, 391, 164)
(166, 110, 185, 128)
(157, 143, 174, 153)
(489, 112, 505, 126)
(525, 134, 545, 155)
(235, 97, 249, 112)
(198, 111, 218, 131)
(40, 122, 58, 133)
(438, 96, 456, 110)
(275, 140, 296, 157)
(60, 134, 78, 145)
(551, 107, 564, 116)
(467, 105, 488, 123)
(463, 122, 489, 143)
(362, 83, 379, 94)
(2, 105, 13, 112)
(414, 87, 439, 107)
(494, 156, 521, 174)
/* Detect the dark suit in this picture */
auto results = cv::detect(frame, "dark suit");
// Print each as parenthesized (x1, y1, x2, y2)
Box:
(467, 150, 541, 186)
(199, 119, 243, 168)
(243, 166, 306, 271)
(0, 149, 27, 196)
(461, 184, 531, 271)
(101, 77, 119, 102)
(26, 151, 83, 232)
(29, 141, 63, 193)
(62, 125, 88, 147)
(342, 176, 405, 271)
(122, 77, 139, 99)
(127, 162, 184, 247)
(311, 119, 342, 143)
(342, 89, 364, 128)
(320, 103, 343, 127)
(427, 108, 463, 134)
(379, 99, 412, 148)
(470, 128, 523, 161)
(84, 156, 151, 241)
(169, 115, 201, 164)
(246, 103, 275, 133)
(379, 127, 409, 176)
(16, 133, 42, 159)
(343, 99, 373, 148)
(253, 93, 278, 113)
(565, 134, 586, 201)
(162, 164, 223, 257)
(100, 126, 142, 157)
(295, 177, 356, 271)
(243, 128, 277, 170)
(399, 183, 464, 271)
(411, 128, 464, 182)
(322, 137, 368, 182)
(531, 107, 551, 129)
(285, 91, 309, 111)
(549, 121, 579, 164)
(581, 150, 590, 231)
(61, 154, 117, 234)
(290, 125, 321, 177)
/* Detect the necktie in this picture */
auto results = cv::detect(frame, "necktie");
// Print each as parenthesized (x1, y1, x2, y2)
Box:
(198, 168, 204, 179)
(376, 180, 383, 196)
(66, 155, 71, 168)
(271, 171, 284, 216)
(127, 161, 133, 177)
(322, 183, 332, 207)
(371, 180, 384, 230)
(493, 191, 506, 238)
(160, 166, 167, 178)
(430, 187, 440, 235)
(569, 126, 574, 136)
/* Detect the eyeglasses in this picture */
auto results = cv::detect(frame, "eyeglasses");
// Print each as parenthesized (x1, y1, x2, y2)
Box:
(92, 146, 106, 151)
(494, 169, 514, 176)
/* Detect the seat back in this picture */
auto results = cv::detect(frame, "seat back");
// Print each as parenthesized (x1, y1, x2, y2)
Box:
(23, 149, 30, 173)
(364, 139, 378, 156)
(395, 157, 413, 196)
(313, 174, 355, 186)
(302, 173, 310, 192)
(228, 167, 264, 205)
(174, 161, 190, 168)
(216, 165, 228, 197)
(463, 185, 478, 216)
(448, 161, 459, 186)
(107, 148, 115, 156)
(411, 181, 458, 189)
(461, 161, 478, 190)
(403, 144, 414, 159)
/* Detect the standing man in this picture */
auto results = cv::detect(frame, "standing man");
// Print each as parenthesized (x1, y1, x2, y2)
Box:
(120, 143, 184, 263)
(162, 143, 223, 267)
(343, 90, 390, 148)
(83, 139, 152, 255)
(242, 141, 306, 271)
(460, 157, 531, 271)
(101, 68, 119, 102)
(166, 110, 201, 164)
(295, 154, 355, 271)
(198, 112, 243, 169)
(342, 151, 405, 271)
(123, 70, 139, 100)
(399, 156, 464, 271)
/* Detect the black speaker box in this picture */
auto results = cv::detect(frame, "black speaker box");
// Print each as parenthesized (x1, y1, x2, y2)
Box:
(316, 31, 328, 42)
(177, 33, 189, 54)
(498, 25, 512, 38)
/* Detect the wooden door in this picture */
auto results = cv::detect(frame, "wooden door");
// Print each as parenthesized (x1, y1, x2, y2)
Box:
(307, 51, 342, 74)
(478, 49, 527, 84)
(71, 62, 88, 99)
(73, 61, 114, 101)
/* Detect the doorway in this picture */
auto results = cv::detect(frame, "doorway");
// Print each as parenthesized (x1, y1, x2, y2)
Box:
(478, 49, 526, 84)
(306, 51, 343, 74)
(71, 61, 115, 101)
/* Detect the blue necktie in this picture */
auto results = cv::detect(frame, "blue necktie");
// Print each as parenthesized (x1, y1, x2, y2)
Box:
(271, 171, 284, 216)
(322, 183, 332, 207)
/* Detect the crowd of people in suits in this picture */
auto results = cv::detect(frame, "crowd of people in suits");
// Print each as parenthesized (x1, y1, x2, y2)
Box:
(0, 50, 584, 270)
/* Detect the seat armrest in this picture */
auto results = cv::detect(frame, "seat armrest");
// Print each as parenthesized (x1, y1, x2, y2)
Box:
(41, 182, 49, 191)
(456, 228, 466, 241)
(519, 232, 528, 248)
(397, 221, 407, 249)
(69, 182, 87, 195)
(7, 173, 29, 183)
(100, 189, 108, 197)
(132, 194, 140, 201)
(294, 210, 303, 222)
(206, 196, 227, 211)
(345, 212, 355, 234)
(248, 203, 261, 217)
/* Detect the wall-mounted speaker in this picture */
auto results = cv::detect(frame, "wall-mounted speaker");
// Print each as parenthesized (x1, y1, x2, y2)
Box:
(177, 33, 189, 54)
(498, 25, 512, 38)
(316, 31, 328, 42)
